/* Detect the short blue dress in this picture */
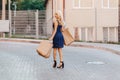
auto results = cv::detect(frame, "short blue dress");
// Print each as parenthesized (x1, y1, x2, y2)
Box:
(53, 23, 64, 48)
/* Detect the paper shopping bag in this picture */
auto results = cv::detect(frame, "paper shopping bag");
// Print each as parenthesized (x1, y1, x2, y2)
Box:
(62, 28, 74, 46)
(36, 40, 53, 58)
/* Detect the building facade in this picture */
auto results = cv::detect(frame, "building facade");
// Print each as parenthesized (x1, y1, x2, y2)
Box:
(45, 0, 119, 42)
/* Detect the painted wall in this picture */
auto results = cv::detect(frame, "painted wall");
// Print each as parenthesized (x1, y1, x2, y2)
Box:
(46, 0, 53, 36)
(65, 0, 118, 42)
(46, 0, 119, 42)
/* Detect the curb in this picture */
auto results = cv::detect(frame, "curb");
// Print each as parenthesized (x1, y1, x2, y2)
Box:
(0, 38, 41, 44)
(0, 38, 120, 55)
(71, 44, 120, 56)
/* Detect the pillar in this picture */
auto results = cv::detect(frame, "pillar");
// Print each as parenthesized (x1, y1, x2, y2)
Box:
(74, 27, 79, 41)
(85, 28, 88, 41)
(108, 27, 110, 42)
(2, 0, 6, 20)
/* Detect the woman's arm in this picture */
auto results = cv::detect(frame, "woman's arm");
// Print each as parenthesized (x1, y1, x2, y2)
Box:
(49, 20, 58, 40)
(61, 22, 65, 32)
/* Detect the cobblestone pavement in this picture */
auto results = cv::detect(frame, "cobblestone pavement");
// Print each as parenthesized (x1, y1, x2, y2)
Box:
(0, 41, 120, 80)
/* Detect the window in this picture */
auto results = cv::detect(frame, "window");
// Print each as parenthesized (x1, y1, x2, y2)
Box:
(109, 0, 118, 8)
(73, 0, 94, 9)
(81, 0, 93, 8)
(102, 0, 118, 8)
(103, 0, 109, 8)
(74, 0, 80, 8)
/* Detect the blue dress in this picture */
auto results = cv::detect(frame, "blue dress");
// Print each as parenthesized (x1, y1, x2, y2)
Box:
(53, 24, 64, 48)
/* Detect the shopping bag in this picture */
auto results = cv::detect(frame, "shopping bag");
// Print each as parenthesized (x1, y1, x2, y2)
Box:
(36, 40, 53, 58)
(62, 28, 74, 46)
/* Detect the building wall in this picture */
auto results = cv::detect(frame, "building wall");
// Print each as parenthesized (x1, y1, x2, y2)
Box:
(46, 0, 119, 42)
(96, 0, 118, 42)
(65, 0, 118, 42)
(46, 0, 53, 36)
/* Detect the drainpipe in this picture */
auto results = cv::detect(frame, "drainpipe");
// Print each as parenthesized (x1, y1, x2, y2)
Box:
(52, 0, 53, 19)
(95, 7, 97, 42)
(94, 0, 98, 42)
(9, 0, 12, 37)
(63, 0, 65, 21)
(1, 0, 6, 38)
(119, 0, 120, 42)
(2, 0, 6, 20)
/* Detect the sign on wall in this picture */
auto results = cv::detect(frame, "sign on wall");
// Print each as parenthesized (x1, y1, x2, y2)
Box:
(0, 20, 9, 32)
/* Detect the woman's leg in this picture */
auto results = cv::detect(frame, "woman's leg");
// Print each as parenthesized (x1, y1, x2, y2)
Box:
(53, 48, 57, 68)
(58, 48, 63, 62)
(53, 48, 57, 61)
(57, 48, 64, 68)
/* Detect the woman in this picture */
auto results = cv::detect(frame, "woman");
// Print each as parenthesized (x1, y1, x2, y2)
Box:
(49, 10, 65, 69)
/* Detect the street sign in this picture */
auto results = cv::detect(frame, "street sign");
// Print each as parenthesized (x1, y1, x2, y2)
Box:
(0, 20, 9, 32)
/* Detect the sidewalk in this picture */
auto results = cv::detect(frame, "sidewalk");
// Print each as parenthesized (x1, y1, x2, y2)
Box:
(0, 38, 120, 55)
(72, 42, 120, 55)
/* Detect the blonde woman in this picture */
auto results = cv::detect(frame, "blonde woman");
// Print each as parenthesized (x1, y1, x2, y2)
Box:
(49, 10, 65, 68)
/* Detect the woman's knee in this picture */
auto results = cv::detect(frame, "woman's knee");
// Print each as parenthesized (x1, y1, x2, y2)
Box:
(58, 48, 62, 52)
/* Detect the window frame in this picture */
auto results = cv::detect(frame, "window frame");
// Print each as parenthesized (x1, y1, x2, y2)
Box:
(73, 0, 94, 9)
(102, 0, 118, 9)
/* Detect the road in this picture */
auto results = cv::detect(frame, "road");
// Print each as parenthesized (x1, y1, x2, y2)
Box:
(0, 41, 120, 80)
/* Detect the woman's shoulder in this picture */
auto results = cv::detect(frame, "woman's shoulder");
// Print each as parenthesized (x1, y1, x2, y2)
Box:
(53, 18, 58, 25)
(53, 18, 57, 22)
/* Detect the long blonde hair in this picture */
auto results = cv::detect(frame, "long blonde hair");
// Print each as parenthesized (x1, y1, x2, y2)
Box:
(56, 10, 65, 27)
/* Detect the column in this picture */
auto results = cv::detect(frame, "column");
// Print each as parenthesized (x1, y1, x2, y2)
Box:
(74, 27, 79, 40)
(9, 0, 12, 37)
(79, 28, 82, 41)
(108, 27, 110, 42)
(92, 27, 95, 41)
(114, 27, 117, 42)
(35, 10, 39, 39)
(2, 0, 6, 20)
(93, 27, 96, 42)
(85, 28, 88, 41)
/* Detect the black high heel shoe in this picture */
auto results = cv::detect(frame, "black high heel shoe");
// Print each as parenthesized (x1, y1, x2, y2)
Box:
(57, 61, 64, 69)
(53, 60, 57, 68)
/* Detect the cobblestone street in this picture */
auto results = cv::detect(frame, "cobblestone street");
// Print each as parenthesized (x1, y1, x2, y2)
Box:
(0, 41, 120, 80)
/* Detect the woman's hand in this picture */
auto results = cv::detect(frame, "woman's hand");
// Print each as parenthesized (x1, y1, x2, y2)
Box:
(49, 37, 53, 41)
(61, 25, 65, 32)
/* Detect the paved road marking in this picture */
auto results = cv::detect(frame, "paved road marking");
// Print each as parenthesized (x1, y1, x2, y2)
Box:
(87, 61, 105, 65)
